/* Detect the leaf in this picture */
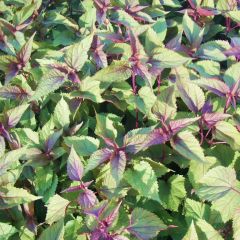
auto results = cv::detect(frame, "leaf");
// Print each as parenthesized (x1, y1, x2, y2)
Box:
(53, 97, 70, 129)
(95, 113, 117, 139)
(6, 104, 29, 128)
(111, 10, 140, 27)
(64, 34, 93, 71)
(89, 61, 131, 83)
(151, 47, 191, 68)
(85, 148, 112, 173)
(182, 11, 204, 48)
(0, 186, 41, 209)
(46, 194, 70, 225)
(223, 62, 240, 88)
(124, 161, 161, 203)
(233, 209, 240, 240)
(34, 166, 58, 203)
(38, 220, 64, 240)
(189, 60, 220, 78)
(17, 32, 36, 65)
(111, 150, 127, 184)
(78, 189, 97, 209)
(128, 208, 167, 240)
(211, 186, 240, 223)
(67, 146, 84, 181)
(196, 219, 224, 240)
(152, 86, 177, 121)
(215, 121, 240, 151)
(197, 166, 237, 201)
(0, 222, 17, 240)
(170, 131, 205, 162)
(31, 69, 67, 100)
(158, 175, 186, 211)
(64, 136, 99, 156)
(0, 85, 30, 100)
(176, 78, 205, 113)
(183, 221, 198, 240)
(196, 40, 231, 61)
(185, 198, 210, 221)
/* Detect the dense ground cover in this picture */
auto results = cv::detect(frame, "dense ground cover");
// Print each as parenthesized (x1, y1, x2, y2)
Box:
(0, 0, 240, 239)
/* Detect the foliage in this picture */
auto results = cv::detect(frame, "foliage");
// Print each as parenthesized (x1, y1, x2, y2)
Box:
(0, 0, 240, 239)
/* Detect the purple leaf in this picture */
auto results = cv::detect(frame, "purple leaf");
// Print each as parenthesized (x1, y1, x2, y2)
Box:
(84, 201, 108, 218)
(17, 32, 36, 66)
(110, 151, 127, 183)
(203, 113, 231, 128)
(67, 146, 84, 181)
(169, 117, 200, 135)
(0, 85, 30, 100)
(5, 104, 29, 129)
(196, 7, 215, 17)
(201, 100, 213, 114)
(78, 189, 97, 209)
(194, 78, 229, 97)
(85, 148, 113, 173)
(105, 201, 122, 226)
(44, 129, 63, 153)
(224, 46, 240, 57)
(143, 128, 171, 148)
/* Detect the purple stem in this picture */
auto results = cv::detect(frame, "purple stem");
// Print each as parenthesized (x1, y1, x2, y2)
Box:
(131, 72, 139, 128)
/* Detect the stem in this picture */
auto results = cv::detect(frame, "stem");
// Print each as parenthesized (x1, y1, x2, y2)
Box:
(131, 72, 139, 128)
(226, 17, 231, 33)
(157, 74, 161, 95)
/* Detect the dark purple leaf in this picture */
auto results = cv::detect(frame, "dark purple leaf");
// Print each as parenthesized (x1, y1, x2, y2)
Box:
(110, 151, 127, 183)
(44, 129, 63, 153)
(78, 189, 97, 209)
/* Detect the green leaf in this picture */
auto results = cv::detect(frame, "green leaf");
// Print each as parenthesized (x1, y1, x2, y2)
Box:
(124, 161, 161, 203)
(171, 131, 205, 162)
(64, 217, 83, 240)
(38, 220, 64, 240)
(128, 208, 167, 240)
(223, 62, 240, 88)
(95, 113, 117, 139)
(233, 209, 240, 240)
(31, 69, 67, 100)
(64, 34, 93, 71)
(196, 219, 224, 240)
(211, 186, 240, 222)
(176, 78, 205, 113)
(183, 221, 198, 240)
(151, 47, 191, 68)
(0, 186, 41, 209)
(64, 136, 99, 156)
(53, 97, 70, 129)
(0, 222, 17, 240)
(189, 60, 220, 78)
(182, 11, 204, 48)
(34, 166, 58, 203)
(188, 156, 217, 188)
(111, 10, 140, 27)
(152, 86, 177, 121)
(46, 194, 70, 225)
(215, 121, 240, 151)
(158, 175, 186, 211)
(196, 40, 230, 61)
(185, 198, 210, 221)
(89, 61, 131, 83)
(197, 166, 237, 201)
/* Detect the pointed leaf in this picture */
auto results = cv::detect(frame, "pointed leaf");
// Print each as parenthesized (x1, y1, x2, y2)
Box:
(38, 220, 64, 240)
(124, 161, 161, 203)
(46, 194, 70, 225)
(128, 208, 167, 240)
(170, 131, 205, 162)
(67, 146, 84, 181)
